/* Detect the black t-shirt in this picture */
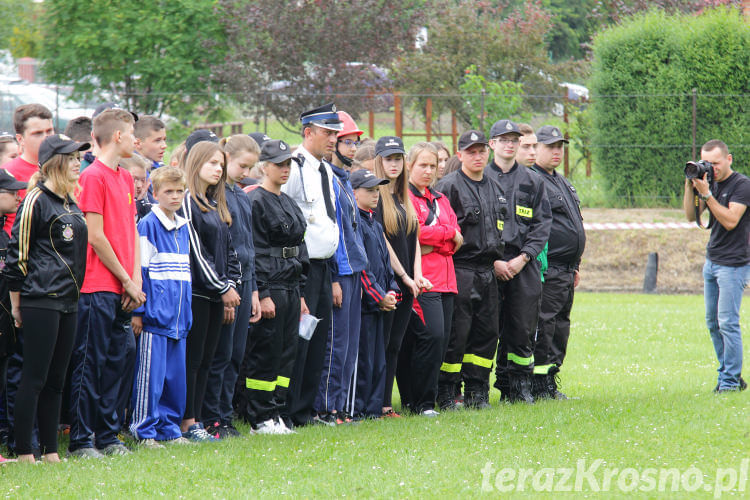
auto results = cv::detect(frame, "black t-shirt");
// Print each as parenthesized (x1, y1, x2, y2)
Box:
(707, 171, 750, 266)
(376, 194, 417, 292)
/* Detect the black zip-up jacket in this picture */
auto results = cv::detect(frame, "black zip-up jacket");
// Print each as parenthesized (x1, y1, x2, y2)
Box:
(531, 165, 586, 269)
(248, 187, 309, 299)
(485, 161, 550, 259)
(180, 190, 242, 301)
(3, 182, 87, 312)
(0, 215, 14, 356)
(226, 183, 257, 291)
(436, 169, 506, 270)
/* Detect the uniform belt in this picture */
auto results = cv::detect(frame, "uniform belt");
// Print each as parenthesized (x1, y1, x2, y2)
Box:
(548, 261, 577, 271)
(258, 246, 299, 258)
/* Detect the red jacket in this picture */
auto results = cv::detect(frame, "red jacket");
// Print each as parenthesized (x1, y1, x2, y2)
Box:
(408, 184, 459, 294)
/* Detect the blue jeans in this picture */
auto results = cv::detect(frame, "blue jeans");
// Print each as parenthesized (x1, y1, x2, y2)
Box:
(703, 259, 750, 389)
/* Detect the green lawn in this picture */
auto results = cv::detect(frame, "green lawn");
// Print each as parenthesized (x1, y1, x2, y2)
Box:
(5, 293, 747, 498)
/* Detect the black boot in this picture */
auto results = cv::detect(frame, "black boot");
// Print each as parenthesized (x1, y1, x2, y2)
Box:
(507, 373, 534, 404)
(437, 384, 457, 410)
(532, 374, 551, 399)
(547, 370, 568, 400)
(464, 384, 491, 409)
(493, 372, 510, 402)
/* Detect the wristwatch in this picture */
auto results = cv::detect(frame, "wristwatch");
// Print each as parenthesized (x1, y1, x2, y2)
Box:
(699, 191, 713, 201)
(521, 252, 531, 263)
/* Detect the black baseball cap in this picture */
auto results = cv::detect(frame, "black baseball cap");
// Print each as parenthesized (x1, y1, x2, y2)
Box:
(92, 102, 138, 121)
(375, 136, 405, 157)
(536, 125, 569, 145)
(38, 134, 91, 167)
(458, 130, 488, 151)
(0, 169, 27, 191)
(300, 103, 343, 131)
(489, 119, 521, 138)
(259, 140, 293, 164)
(249, 132, 271, 147)
(350, 169, 389, 189)
(185, 129, 219, 154)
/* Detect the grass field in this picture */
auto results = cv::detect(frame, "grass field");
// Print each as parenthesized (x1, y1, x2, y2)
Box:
(2, 293, 748, 498)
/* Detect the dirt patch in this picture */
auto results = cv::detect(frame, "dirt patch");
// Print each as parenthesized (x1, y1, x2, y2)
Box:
(578, 209, 710, 293)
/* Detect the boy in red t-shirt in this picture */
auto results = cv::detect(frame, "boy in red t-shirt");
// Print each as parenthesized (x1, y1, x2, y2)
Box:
(3, 104, 55, 235)
(68, 109, 146, 459)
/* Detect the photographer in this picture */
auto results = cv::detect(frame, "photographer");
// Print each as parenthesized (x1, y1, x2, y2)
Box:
(683, 139, 750, 393)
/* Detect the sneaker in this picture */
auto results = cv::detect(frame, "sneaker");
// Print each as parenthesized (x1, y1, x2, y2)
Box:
(382, 409, 401, 418)
(313, 413, 338, 427)
(204, 420, 222, 439)
(274, 418, 296, 435)
(69, 447, 104, 459)
(99, 442, 131, 456)
(217, 422, 241, 439)
(0, 454, 16, 464)
(255, 419, 282, 435)
(138, 438, 165, 449)
(182, 423, 219, 442)
(164, 436, 192, 445)
(420, 409, 440, 418)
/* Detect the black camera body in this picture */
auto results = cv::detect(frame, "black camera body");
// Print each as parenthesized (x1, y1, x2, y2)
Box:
(685, 160, 714, 184)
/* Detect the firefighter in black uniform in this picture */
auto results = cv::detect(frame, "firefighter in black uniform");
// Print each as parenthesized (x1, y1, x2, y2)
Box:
(485, 119, 551, 404)
(530, 125, 585, 399)
(244, 140, 310, 434)
(435, 131, 506, 409)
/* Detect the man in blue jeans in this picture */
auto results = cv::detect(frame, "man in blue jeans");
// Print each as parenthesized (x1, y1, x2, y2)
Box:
(684, 139, 750, 393)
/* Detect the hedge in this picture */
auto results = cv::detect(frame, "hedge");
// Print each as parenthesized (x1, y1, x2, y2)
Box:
(588, 8, 749, 204)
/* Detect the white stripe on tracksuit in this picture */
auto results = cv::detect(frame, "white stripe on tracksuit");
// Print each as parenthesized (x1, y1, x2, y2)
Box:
(182, 191, 231, 294)
(130, 332, 153, 440)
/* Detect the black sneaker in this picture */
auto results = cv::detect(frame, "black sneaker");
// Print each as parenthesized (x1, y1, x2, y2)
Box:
(218, 421, 241, 439)
(204, 420, 222, 439)
(313, 413, 337, 426)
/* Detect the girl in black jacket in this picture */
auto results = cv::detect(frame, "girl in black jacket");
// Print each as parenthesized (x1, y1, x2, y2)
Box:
(179, 141, 242, 442)
(3, 134, 89, 463)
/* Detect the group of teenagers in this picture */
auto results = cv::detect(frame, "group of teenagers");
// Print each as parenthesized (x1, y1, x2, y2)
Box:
(0, 99, 585, 464)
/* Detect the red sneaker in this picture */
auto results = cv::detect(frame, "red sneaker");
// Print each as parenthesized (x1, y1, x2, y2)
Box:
(382, 409, 401, 418)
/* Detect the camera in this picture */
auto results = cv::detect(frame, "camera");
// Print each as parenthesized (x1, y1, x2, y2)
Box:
(685, 160, 713, 183)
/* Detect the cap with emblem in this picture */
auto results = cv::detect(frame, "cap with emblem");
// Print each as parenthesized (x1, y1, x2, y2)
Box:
(535, 125, 569, 145)
(0, 169, 27, 191)
(489, 119, 521, 139)
(259, 139, 293, 164)
(375, 136, 405, 157)
(92, 102, 139, 121)
(458, 130, 488, 151)
(350, 169, 389, 189)
(38, 134, 91, 167)
(185, 129, 220, 154)
(249, 132, 272, 148)
(300, 103, 343, 131)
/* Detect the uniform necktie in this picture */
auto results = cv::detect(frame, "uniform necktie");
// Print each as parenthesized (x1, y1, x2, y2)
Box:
(319, 163, 336, 222)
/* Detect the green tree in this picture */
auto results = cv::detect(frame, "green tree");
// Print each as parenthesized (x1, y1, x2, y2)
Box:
(39, 0, 227, 116)
(0, 0, 43, 58)
(458, 65, 527, 130)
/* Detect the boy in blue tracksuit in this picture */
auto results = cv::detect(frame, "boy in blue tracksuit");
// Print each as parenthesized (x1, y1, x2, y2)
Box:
(350, 170, 399, 418)
(130, 167, 192, 445)
(315, 161, 369, 422)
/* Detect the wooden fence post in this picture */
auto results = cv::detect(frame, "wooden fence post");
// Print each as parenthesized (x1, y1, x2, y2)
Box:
(394, 92, 402, 138)
(451, 110, 458, 154)
(425, 98, 432, 142)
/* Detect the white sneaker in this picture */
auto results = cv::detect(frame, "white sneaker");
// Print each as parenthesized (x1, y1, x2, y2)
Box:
(255, 419, 282, 435)
(420, 409, 440, 418)
(274, 418, 295, 435)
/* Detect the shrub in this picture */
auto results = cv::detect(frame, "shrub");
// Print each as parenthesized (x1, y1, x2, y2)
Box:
(589, 8, 749, 205)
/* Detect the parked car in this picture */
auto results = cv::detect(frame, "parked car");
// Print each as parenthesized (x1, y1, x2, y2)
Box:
(0, 80, 95, 133)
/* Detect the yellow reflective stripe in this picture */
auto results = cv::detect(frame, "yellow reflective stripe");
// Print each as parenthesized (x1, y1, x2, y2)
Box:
(462, 353, 493, 369)
(276, 375, 290, 388)
(507, 353, 534, 366)
(533, 364, 554, 375)
(440, 362, 462, 373)
(516, 205, 533, 218)
(246, 378, 276, 391)
(497, 220, 504, 231)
